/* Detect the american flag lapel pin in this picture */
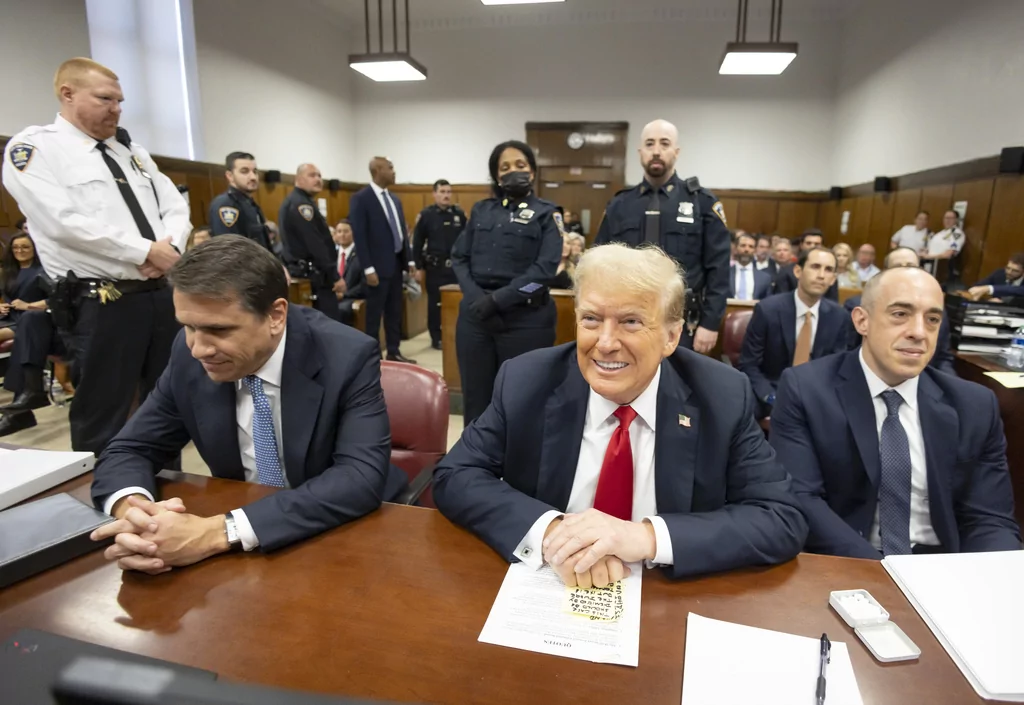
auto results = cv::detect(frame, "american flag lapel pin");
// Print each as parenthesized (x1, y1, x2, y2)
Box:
(678, 414, 691, 428)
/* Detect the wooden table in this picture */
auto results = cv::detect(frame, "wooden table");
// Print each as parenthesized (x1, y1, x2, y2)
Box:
(955, 352, 1024, 527)
(0, 474, 994, 704)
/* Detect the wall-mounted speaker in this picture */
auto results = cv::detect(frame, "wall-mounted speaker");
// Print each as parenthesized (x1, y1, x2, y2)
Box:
(829, 186, 842, 200)
(176, 184, 189, 194)
(264, 170, 282, 184)
(873, 176, 892, 193)
(999, 146, 1024, 173)
(328, 179, 342, 192)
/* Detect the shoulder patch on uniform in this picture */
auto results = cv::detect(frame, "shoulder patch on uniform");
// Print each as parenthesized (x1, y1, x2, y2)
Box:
(298, 204, 314, 221)
(218, 206, 239, 227)
(8, 143, 34, 172)
(711, 201, 727, 225)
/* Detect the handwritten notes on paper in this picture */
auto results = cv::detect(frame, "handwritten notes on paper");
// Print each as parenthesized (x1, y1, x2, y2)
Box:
(478, 562, 642, 666)
(564, 581, 624, 621)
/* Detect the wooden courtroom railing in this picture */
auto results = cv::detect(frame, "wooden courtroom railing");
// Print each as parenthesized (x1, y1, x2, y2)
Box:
(0, 471, 990, 705)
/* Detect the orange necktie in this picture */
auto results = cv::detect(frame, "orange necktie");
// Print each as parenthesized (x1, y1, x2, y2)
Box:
(793, 311, 812, 366)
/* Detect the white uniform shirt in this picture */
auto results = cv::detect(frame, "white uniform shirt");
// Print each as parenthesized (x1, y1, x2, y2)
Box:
(891, 225, 929, 253)
(2, 114, 191, 280)
(925, 228, 965, 257)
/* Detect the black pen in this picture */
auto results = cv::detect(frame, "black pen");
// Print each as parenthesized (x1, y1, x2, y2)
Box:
(817, 633, 831, 705)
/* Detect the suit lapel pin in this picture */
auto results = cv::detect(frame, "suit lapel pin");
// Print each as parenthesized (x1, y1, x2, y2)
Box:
(678, 414, 691, 428)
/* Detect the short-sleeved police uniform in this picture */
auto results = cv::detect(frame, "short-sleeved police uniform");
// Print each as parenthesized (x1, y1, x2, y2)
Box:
(413, 203, 466, 346)
(451, 192, 562, 426)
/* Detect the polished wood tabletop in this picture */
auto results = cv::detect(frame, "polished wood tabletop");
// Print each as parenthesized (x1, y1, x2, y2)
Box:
(0, 473, 994, 704)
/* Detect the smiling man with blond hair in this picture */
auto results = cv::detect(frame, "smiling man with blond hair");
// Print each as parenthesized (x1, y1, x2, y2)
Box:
(434, 243, 806, 587)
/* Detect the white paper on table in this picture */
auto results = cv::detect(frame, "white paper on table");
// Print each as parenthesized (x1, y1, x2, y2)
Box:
(681, 613, 864, 705)
(478, 561, 642, 667)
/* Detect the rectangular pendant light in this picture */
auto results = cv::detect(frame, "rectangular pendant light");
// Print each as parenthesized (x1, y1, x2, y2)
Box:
(480, 0, 565, 5)
(719, 42, 799, 75)
(349, 53, 427, 82)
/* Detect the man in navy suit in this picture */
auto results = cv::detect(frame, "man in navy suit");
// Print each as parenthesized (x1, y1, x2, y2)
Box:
(771, 267, 1021, 559)
(772, 229, 839, 301)
(433, 244, 807, 587)
(845, 247, 956, 375)
(967, 252, 1024, 304)
(754, 235, 778, 278)
(728, 231, 773, 300)
(348, 156, 416, 363)
(90, 236, 401, 574)
(739, 247, 851, 419)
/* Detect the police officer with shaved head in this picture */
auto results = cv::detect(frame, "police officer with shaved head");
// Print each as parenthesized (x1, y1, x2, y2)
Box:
(209, 151, 273, 253)
(595, 118, 730, 354)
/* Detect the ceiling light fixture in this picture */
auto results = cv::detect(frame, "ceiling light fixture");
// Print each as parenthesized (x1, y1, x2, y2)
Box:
(720, 0, 798, 75)
(480, 0, 565, 5)
(349, 0, 427, 82)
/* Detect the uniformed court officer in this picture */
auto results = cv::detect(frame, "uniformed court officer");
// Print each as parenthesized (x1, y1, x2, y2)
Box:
(451, 140, 562, 426)
(595, 118, 730, 354)
(2, 57, 190, 454)
(278, 163, 340, 321)
(413, 179, 466, 350)
(208, 151, 272, 252)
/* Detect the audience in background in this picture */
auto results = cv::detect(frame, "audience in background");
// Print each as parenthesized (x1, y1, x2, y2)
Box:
(185, 226, 211, 251)
(770, 267, 1022, 559)
(772, 239, 794, 270)
(333, 220, 365, 326)
(921, 209, 965, 285)
(0, 232, 46, 344)
(755, 235, 777, 275)
(832, 243, 860, 288)
(739, 247, 851, 420)
(774, 230, 839, 301)
(563, 210, 584, 235)
(729, 231, 772, 300)
(567, 234, 585, 263)
(854, 244, 881, 285)
(967, 252, 1024, 303)
(266, 221, 284, 260)
(552, 235, 576, 290)
(890, 210, 930, 252)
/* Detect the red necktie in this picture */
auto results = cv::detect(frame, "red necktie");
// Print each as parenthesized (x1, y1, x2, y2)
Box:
(592, 406, 638, 521)
(338, 251, 346, 277)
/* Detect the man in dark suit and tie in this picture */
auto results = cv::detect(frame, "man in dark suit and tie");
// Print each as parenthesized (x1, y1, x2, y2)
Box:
(89, 236, 402, 574)
(332, 219, 366, 326)
(739, 247, 851, 419)
(729, 231, 773, 300)
(773, 229, 839, 301)
(433, 243, 807, 587)
(348, 156, 416, 364)
(754, 235, 778, 278)
(771, 267, 1021, 559)
(967, 252, 1024, 304)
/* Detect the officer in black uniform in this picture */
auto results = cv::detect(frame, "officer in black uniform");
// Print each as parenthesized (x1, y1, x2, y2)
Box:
(278, 163, 341, 321)
(413, 179, 467, 350)
(451, 140, 562, 426)
(595, 118, 730, 354)
(209, 151, 273, 252)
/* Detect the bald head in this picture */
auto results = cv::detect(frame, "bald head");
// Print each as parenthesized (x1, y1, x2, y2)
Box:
(639, 119, 680, 185)
(861, 266, 940, 313)
(369, 156, 396, 188)
(884, 247, 920, 269)
(295, 163, 322, 195)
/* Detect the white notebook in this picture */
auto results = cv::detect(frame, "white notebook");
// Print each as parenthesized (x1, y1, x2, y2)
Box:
(0, 449, 95, 510)
(883, 551, 1024, 702)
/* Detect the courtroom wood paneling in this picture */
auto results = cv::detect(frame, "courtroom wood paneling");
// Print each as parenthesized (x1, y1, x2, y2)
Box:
(817, 200, 842, 243)
(734, 199, 779, 235)
(978, 176, 1024, 281)
(846, 196, 874, 246)
(776, 201, 820, 238)
(185, 172, 216, 229)
(919, 184, 956, 235)
(866, 193, 896, 254)
(952, 178, 995, 285)
(718, 198, 740, 231)
(890, 189, 923, 243)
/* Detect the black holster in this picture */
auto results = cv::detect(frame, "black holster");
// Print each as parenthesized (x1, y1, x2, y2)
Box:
(37, 271, 79, 330)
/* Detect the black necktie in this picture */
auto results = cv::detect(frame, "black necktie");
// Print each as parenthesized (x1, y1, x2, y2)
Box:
(96, 141, 156, 242)
(644, 188, 661, 245)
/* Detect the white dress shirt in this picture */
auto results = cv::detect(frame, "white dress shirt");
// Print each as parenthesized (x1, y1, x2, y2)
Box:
(102, 331, 289, 552)
(755, 257, 772, 271)
(858, 350, 939, 550)
(891, 224, 929, 253)
(514, 366, 674, 570)
(365, 181, 414, 276)
(855, 263, 881, 285)
(733, 264, 756, 300)
(794, 291, 821, 350)
(2, 114, 191, 280)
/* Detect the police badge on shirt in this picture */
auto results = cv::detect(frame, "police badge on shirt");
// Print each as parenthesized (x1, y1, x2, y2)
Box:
(298, 204, 315, 221)
(8, 143, 34, 172)
(219, 207, 239, 227)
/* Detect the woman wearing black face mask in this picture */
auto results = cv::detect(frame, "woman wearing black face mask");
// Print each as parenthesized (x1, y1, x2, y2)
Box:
(450, 139, 563, 426)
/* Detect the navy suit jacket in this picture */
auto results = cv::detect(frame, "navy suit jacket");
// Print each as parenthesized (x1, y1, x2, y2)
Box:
(770, 350, 1021, 559)
(433, 344, 808, 578)
(738, 292, 852, 405)
(844, 294, 956, 375)
(975, 268, 1011, 288)
(728, 264, 773, 300)
(991, 283, 1024, 299)
(349, 185, 411, 278)
(91, 306, 393, 552)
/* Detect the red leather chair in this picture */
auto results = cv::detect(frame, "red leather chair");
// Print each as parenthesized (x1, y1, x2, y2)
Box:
(380, 360, 449, 507)
(721, 309, 754, 367)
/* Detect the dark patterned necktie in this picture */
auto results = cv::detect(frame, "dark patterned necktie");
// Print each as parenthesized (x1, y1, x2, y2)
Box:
(878, 390, 912, 556)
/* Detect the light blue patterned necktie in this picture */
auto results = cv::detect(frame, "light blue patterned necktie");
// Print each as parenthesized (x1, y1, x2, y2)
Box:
(738, 266, 749, 300)
(878, 389, 912, 556)
(244, 375, 286, 488)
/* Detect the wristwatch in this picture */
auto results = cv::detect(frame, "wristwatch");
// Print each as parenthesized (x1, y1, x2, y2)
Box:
(223, 513, 244, 552)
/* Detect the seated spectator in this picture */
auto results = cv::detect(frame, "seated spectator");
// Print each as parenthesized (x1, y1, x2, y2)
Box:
(729, 232, 772, 300)
(552, 236, 576, 290)
(844, 247, 956, 375)
(563, 210, 584, 235)
(433, 243, 808, 586)
(967, 252, 1024, 304)
(739, 247, 851, 419)
(921, 210, 965, 284)
(332, 220, 366, 327)
(832, 243, 860, 289)
(890, 211, 930, 252)
(772, 238, 794, 272)
(568, 233, 585, 263)
(89, 236, 406, 574)
(773, 229, 839, 301)
(185, 226, 211, 251)
(853, 244, 881, 285)
(0, 232, 47, 344)
(755, 235, 777, 276)
(770, 267, 1022, 558)
(266, 221, 285, 260)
